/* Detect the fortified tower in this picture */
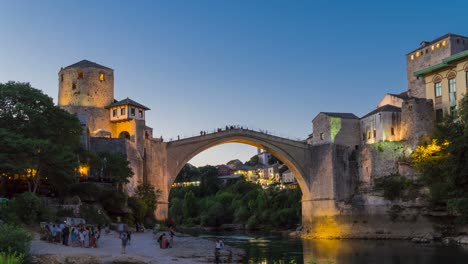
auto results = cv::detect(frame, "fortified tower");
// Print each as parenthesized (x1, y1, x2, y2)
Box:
(58, 60, 114, 134)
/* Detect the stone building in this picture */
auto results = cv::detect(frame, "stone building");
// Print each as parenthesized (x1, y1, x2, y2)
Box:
(58, 60, 153, 193)
(414, 50, 468, 122)
(407, 33, 468, 99)
(311, 112, 360, 149)
(360, 104, 402, 144)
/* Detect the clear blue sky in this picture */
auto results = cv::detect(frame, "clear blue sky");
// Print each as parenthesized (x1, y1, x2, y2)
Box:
(1, 1, 467, 167)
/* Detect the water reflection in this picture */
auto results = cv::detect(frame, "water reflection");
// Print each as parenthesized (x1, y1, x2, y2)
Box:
(194, 231, 468, 264)
(302, 239, 468, 264)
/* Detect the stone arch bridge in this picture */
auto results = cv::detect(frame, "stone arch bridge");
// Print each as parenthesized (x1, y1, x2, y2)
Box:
(144, 128, 356, 226)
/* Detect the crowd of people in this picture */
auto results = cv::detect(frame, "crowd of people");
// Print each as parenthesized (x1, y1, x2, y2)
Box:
(41, 223, 102, 248)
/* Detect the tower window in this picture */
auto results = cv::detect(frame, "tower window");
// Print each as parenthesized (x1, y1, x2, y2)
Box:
(112, 109, 117, 117)
(72, 83, 76, 90)
(320, 133, 324, 140)
(367, 131, 371, 139)
(121, 108, 126, 115)
(373, 129, 376, 138)
(131, 108, 136, 116)
(138, 110, 143, 118)
(78, 72, 84, 79)
(391, 127, 395, 136)
(61, 74, 64, 82)
(99, 73, 105, 81)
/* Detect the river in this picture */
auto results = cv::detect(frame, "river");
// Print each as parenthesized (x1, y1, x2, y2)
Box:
(192, 231, 468, 264)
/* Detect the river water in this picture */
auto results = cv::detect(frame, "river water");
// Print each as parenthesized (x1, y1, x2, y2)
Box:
(195, 231, 468, 264)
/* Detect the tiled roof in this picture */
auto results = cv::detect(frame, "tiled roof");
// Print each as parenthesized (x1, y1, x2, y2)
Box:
(361, 104, 401, 119)
(63, 60, 113, 70)
(105, 98, 150, 110)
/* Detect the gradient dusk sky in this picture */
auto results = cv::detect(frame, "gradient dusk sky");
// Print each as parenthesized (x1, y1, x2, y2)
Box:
(1, 1, 467, 167)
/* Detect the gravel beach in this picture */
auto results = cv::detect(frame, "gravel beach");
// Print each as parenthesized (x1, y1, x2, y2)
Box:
(30, 230, 245, 263)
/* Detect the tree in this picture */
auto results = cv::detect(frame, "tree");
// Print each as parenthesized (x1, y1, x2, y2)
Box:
(175, 163, 200, 183)
(99, 152, 134, 190)
(0, 82, 82, 194)
(135, 183, 161, 216)
(199, 165, 219, 196)
(244, 155, 259, 166)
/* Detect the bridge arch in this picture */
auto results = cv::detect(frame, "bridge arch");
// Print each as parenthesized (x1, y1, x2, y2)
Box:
(168, 139, 307, 195)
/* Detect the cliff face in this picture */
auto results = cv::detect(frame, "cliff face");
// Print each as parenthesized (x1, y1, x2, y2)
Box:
(301, 141, 456, 240)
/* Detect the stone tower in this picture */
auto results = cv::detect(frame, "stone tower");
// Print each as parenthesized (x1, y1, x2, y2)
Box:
(58, 60, 115, 134)
(406, 33, 468, 98)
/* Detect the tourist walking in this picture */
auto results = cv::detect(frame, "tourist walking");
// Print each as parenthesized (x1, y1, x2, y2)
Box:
(121, 231, 128, 254)
(62, 226, 70, 246)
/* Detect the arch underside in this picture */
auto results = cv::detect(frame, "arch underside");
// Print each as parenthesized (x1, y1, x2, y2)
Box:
(167, 135, 311, 196)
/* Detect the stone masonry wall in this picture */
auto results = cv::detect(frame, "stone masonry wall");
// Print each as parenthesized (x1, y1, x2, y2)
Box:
(58, 66, 114, 108)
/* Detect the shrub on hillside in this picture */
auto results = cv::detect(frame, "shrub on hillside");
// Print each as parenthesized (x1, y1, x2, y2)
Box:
(10, 192, 54, 224)
(0, 224, 32, 258)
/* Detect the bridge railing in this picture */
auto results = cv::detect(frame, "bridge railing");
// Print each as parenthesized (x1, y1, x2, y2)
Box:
(162, 125, 305, 143)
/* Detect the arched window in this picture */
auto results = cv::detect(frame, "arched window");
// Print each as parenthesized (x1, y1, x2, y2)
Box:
(99, 73, 105, 81)
(119, 131, 130, 140)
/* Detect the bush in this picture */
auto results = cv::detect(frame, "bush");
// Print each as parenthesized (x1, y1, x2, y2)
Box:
(79, 205, 110, 225)
(374, 174, 415, 201)
(11, 193, 54, 224)
(0, 224, 32, 258)
(0, 250, 25, 264)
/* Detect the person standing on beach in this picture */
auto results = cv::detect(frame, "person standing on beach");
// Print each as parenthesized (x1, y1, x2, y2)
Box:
(121, 231, 128, 254)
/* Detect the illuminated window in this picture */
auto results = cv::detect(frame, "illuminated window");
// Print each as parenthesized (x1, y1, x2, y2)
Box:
(320, 133, 324, 140)
(435, 82, 442, 97)
(131, 108, 136, 116)
(466, 70, 468, 88)
(78, 72, 84, 79)
(121, 108, 126, 115)
(411, 55, 414, 60)
(431, 45, 435, 51)
(449, 78, 456, 108)
(112, 109, 117, 117)
(442, 40, 447, 46)
(391, 127, 395, 136)
(416, 51, 420, 57)
(436, 43, 440, 48)
(72, 83, 76, 90)
(99, 73, 105, 81)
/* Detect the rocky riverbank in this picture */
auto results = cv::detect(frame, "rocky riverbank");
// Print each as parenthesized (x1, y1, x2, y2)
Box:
(30, 230, 245, 264)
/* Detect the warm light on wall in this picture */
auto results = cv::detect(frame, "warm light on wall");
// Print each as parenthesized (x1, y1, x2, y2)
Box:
(431, 45, 435, 51)
(416, 51, 420, 57)
(436, 43, 440, 48)
(79, 164, 89, 177)
(411, 55, 414, 60)
(442, 40, 446, 46)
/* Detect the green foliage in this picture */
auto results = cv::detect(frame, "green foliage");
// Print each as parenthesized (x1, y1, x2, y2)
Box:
(175, 164, 200, 183)
(169, 176, 301, 229)
(0, 224, 32, 258)
(411, 93, 468, 221)
(79, 204, 110, 225)
(199, 165, 219, 196)
(374, 174, 415, 201)
(244, 155, 259, 166)
(0, 250, 25, 264)
(0, 82, 82, 194)
(99, 152, 133, 189)
(182, 191, 197, 220)
(128, 184, 160, 225)
(9, 193, 54, 224)
(268, 155, 283, 165)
